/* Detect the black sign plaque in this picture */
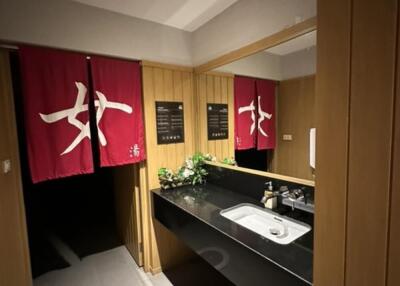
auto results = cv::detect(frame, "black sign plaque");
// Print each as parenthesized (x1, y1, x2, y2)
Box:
(207, 103, 229, 140)
(156, 101, 184, 144)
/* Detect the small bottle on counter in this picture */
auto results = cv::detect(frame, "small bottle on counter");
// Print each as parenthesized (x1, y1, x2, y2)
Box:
(264, 181, 277, 209)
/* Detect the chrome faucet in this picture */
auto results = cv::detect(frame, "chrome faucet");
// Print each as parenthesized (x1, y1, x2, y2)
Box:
(287, 188, 305, 201)
(287, 188, 305, 210)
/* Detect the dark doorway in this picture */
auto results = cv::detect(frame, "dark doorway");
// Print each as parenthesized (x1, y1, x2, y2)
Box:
(10, 52, 122, 278)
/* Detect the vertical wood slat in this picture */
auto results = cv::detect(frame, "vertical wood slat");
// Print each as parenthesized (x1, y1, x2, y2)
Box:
(345, 0, 397, 285)
(197, 74, 207, 154)
(163, 69, 177, 170)
(387, 7, 400, 284)
(195, 72, 234, 160)
(113, 164, 143, 266)
(0, 50, 32, 286)
(154, 68, 167, 175)
(227, 77, 235, 158)
(139, 162, 151, 272)
(313, 0, 352, 285)
(214, 76, 222, 158)
(182, 71, 195, 157)
(141, 63, 196, 273)
(221, 77, 229, 159)
(141, 66, 160, 269)
(173, 71, 185, 165)
(206, 75, 216, 156)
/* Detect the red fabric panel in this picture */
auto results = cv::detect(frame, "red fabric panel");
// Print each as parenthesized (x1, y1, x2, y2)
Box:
(90, 56, 146, 166)
(234, 76, 256, 150)
(19, 46, 93, 183)
(256, 79, 276, 150)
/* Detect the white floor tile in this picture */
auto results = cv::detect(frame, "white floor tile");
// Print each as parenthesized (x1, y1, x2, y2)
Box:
(34, 246, 173, 286)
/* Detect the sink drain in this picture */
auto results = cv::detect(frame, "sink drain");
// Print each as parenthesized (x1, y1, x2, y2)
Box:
(269, 228, 281, 236)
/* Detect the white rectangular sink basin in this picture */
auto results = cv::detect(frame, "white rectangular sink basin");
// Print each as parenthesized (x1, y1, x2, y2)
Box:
(220, 203, 311, 245)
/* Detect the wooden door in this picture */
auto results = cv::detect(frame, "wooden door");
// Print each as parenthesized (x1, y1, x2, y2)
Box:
(0, 50, 32, 286)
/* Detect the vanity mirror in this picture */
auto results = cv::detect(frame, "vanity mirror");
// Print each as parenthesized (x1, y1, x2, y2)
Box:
(195, 25, 316, 182)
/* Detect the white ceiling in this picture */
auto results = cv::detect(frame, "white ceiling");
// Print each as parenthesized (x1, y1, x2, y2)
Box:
(72, 0, 238, 32)
(265, 30, 316, 56)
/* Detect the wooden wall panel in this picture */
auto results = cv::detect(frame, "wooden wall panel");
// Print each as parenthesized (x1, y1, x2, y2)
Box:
(387, 12, 400, 285)
(113, 164, 143, 266)
(0, 50, 32, 286)
(141, 63, 195, 273)
(275, 75, 315, 180)
(314, 0, 351, 285)
(195, 72, 234, 160)
(316, 1, 400, 285)
(345, 1, 397, 285)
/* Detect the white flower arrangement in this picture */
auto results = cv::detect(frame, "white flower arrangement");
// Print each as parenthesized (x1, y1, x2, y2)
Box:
(158, 153, 237, 190)
(158, 153, 208, 189)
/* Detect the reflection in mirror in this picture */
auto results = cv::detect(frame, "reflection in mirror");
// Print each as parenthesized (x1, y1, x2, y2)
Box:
(212, 31, 316, 181)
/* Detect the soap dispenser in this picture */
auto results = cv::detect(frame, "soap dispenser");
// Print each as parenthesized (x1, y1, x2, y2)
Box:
(263, 181, 277, 209)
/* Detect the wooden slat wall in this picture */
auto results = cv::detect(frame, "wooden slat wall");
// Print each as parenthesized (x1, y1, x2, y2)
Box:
(0, 50, 32, 286)
(314, 0, 351, 285)
(113, 164, 143, 266)
(274, 75, 315, 180)
(315, 1, 400, 285)
(195, 72, 234, 160)
(141, 62, 195, 273)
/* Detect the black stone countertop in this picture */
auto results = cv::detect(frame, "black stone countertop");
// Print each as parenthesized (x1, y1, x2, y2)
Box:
(152, 183, 313, 285)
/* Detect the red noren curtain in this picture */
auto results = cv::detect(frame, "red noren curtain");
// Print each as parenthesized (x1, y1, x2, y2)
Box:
(19, 46, 93, 183)
(90, 56, 146, 166)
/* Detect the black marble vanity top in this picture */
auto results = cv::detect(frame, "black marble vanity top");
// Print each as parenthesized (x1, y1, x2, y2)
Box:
(152, 183, 313, 285)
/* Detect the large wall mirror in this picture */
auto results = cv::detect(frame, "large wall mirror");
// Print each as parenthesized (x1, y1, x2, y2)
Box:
(196, 28, 316, 182)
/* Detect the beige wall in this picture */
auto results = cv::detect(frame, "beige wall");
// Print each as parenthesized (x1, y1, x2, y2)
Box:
(214, 46, 315, 82)
(0, 0, 316, 69)
(0, 0, 192, 65)
(216, 52, 282, 80)
(281, 46, 316, 80)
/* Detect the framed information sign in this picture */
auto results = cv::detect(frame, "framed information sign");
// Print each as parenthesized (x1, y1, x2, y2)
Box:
(156, 101, 184, 144)
(207, 103, 229, 140)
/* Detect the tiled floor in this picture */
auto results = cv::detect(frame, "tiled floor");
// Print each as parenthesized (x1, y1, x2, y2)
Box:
(34, 246, 173, 286)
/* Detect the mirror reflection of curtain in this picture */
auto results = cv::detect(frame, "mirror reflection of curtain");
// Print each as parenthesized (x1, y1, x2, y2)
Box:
(234, 76, 256, 150)
(234, 76, 276, 151)
(255, 79, 276, 150)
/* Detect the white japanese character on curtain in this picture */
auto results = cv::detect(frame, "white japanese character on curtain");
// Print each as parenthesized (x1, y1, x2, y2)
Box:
(39, 82, 132, 155)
